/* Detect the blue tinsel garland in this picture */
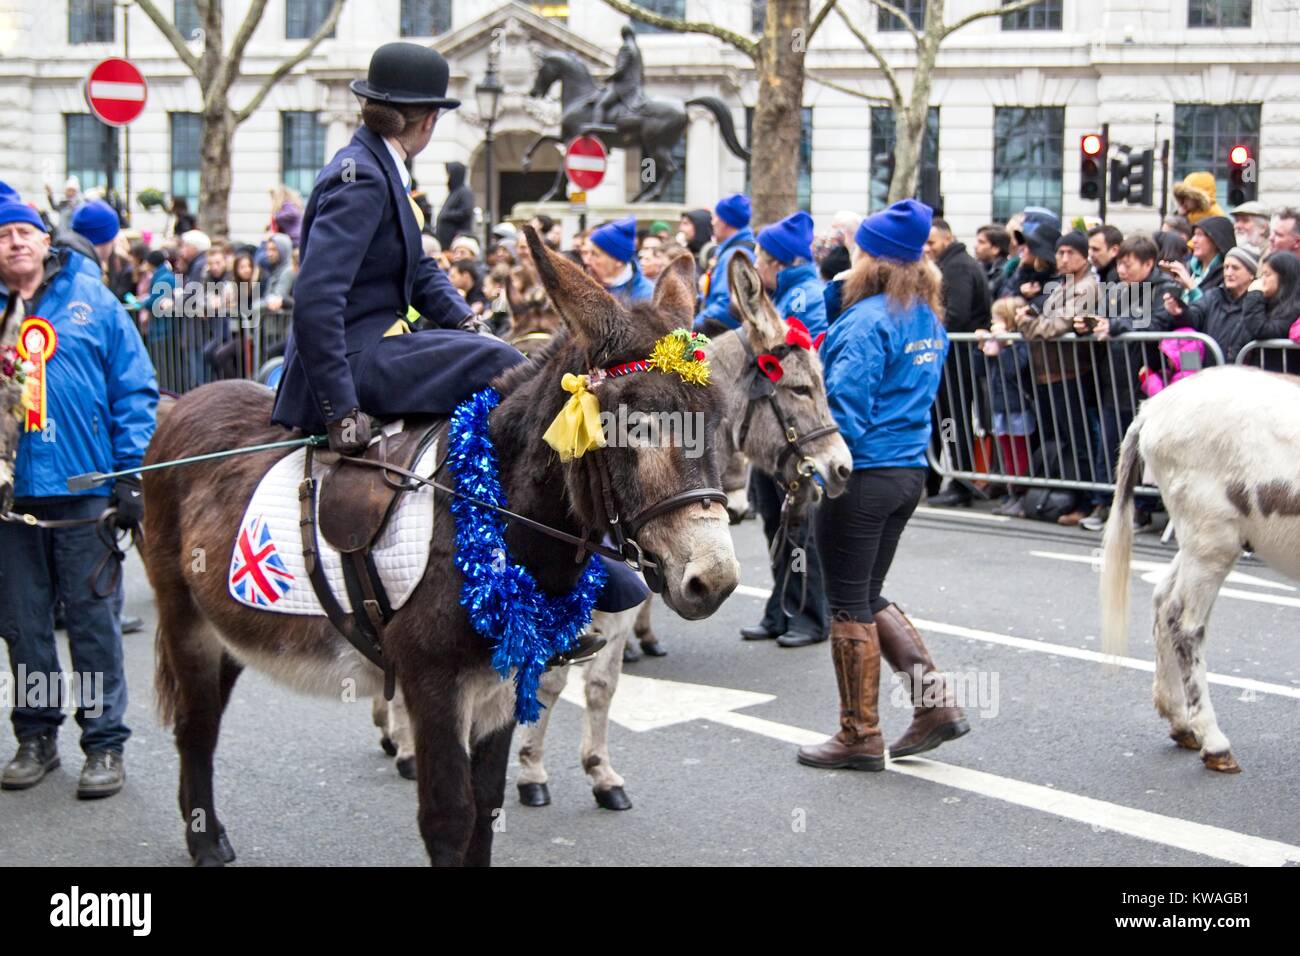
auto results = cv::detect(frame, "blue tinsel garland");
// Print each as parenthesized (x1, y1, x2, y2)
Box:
(446, 387, 607, 723)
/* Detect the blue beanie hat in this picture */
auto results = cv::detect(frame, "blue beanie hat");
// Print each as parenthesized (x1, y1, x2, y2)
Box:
(757, 211, 814, 264)
(854, 199, 932, 263)
(0, 183, 46, 233)
(715, 193, 751, 229)
(0, 179, 20, 203)
(590, 216, 638, 263)
(71, 199, 120, 246)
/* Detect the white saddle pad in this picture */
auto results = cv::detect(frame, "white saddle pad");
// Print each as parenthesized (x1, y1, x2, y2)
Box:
(227, 431, 440, 616)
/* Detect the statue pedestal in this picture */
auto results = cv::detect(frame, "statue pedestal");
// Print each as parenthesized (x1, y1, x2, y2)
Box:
(508, 200, 687, 244)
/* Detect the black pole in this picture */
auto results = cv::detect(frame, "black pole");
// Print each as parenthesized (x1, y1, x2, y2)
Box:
(483, 119, 494, 253)
(122, 0, 131, 225)
(1099, 122, 1109, 223)
(1160, 138, 1171, 226)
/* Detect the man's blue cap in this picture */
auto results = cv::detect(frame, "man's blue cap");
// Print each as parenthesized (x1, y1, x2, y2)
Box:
(590, 216, 637, 263)
(757, 211, 814, 264)
(715, 193, 751, 229)
(71, 199, 120, 246)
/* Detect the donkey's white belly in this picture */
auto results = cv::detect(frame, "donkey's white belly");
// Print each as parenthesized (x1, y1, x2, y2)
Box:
(209, 618, 387, 700)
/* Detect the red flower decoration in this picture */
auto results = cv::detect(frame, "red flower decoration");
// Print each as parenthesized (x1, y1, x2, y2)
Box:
(784, 317, 814, 351)
(693, 349, 706, 362)
(757, 353, 784, 382)
(813, 332, 826, 351)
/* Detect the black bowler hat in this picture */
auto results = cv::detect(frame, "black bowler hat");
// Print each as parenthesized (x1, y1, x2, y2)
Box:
(350, 42, 461, 109)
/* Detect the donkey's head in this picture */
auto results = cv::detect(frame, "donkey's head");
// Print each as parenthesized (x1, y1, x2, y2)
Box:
(521, 228, 739, 619)
(725, 253, 852, 506)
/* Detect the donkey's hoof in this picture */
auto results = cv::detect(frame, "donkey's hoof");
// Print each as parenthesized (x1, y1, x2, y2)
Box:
(1170, 729, 1200, 751)
(594, 785, 632, 811)
(396, 756, 417, 780)
(639, 641, 668, 658)
(216, 825, 237, 864)
(193, 853, 226, 868)
(622, 643, 642, 664)
(518, 782, 551, 807)
(1203, 750, 1242, 774)
(380, 735, 397, 757)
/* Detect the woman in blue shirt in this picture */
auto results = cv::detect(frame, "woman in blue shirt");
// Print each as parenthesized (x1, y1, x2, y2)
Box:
(798, 200, 969, 772)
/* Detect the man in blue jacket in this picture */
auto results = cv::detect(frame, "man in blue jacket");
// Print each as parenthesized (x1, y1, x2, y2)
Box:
(0, 194, 158, 798)
(695, 193, 755, 333)
(586, 217, 654, 304)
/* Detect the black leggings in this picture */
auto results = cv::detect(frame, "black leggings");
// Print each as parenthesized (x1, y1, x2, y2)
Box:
(815, 467, 926, 622)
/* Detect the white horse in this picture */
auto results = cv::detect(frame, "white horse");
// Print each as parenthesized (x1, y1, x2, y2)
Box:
(1101, 365, 1300, 773)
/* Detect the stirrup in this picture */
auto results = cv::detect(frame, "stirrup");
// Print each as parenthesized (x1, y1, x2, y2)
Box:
(546, 633, 607, 670)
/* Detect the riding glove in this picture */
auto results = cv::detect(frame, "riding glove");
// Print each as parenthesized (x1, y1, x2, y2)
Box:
(112, 474, 145, 529)
(327, 408, 373, 456)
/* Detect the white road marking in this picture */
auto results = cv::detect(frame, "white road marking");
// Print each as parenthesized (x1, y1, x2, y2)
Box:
(562, 674, 1300, 866)
(914, 505, 1011, 523)
(730, 583, 1300, 699)
(1031, 549, 1298, 596)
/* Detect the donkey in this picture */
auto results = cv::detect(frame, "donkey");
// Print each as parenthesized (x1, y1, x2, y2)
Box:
(1101, 365, 1300, 773)
(141, 230, 740, 866)
(511, 252, 852, 809)
(0, 297, 25, 513)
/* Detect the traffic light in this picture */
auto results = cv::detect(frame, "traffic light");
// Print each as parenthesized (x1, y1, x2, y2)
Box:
(1080, 133, 1105, 201)
(1228, 144, 1257, 205)
(1109, 146, 1154, 206)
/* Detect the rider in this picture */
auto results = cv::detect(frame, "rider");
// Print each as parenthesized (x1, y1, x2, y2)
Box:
(271, 43, 647, 658)
(591, 26, 645, 129)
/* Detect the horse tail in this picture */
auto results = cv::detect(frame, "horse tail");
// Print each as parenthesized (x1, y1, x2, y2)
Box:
(687, 97, 751, 162)
(1100, 414, 1144, 661)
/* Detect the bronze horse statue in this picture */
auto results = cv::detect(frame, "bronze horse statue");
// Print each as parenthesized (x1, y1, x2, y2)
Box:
(141, 229, 740, 866)
(524, 52, 750, 202)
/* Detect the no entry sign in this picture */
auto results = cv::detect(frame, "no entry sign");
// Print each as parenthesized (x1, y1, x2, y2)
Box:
(565, 136, 607, 191)
(84, 58, 148, 127)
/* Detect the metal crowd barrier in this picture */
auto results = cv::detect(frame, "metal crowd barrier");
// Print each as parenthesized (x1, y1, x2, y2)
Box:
(1235, 339, 1299, 375)
(136, 307, 291, 396)
(927, 330, 1227, 499)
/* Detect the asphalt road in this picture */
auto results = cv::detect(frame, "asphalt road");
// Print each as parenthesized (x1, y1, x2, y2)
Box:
(3, 504, 1298, 867)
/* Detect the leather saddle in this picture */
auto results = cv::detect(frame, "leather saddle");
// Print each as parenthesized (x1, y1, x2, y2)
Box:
(298, 419, 443, 699)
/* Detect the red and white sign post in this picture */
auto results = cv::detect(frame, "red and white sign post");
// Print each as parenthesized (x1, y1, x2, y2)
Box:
(83, 57, 147, 219)
(564, 135, 608, 194)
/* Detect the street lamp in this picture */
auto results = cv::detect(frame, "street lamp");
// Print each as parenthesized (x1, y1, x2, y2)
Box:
(476, 51, 504, 253)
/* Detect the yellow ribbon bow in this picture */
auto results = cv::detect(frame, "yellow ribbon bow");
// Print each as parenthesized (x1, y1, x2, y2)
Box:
(542, 373, 606, 461)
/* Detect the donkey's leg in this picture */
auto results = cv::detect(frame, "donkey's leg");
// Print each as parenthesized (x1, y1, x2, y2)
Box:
(403, 668, 476, 866)
(516, 664, 569, 806)
(1151, 561, 1195, 749)
(1162, 549, 1238, 772)
(633, 600, 659, 653)
(387, 687, 418, 780)
(371, 696, 396, 756)
(464, 725, 515, 867)
(582, 617, 632, 811)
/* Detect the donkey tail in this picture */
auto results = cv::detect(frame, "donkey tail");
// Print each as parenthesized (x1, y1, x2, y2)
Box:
(154, 627, 181, 729)
(1100, 415, 1144, 661)
(687, 97, 751, 162)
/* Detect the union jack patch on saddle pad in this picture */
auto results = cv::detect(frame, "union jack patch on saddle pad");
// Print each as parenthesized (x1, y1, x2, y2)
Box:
(229, 515, 295, 606)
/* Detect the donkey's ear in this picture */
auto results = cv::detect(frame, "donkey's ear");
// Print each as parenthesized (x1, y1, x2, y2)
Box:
(728, 252, 785, 350)
(650, 252, 697, 333)
(523, 224, 624, 349)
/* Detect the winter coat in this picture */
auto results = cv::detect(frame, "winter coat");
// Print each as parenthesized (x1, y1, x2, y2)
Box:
(1173, 171, 1227, 225)
(435, 161, 476, 249)
(936, 241, 992, 334)
(1012, 270, 1100, 384)
(1181, 285, 1252, 362)
(606, 260, 655, 305)
(696, 228, 755, 329)
(1096, 271, 1183, 405)
(773, 263, 827, 338)
(273, 201, 303, 247)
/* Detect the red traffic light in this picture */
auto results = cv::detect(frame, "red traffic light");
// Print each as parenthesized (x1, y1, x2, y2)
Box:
(1081, 133, 1104, 156)
(1229, 144, 1251, 166)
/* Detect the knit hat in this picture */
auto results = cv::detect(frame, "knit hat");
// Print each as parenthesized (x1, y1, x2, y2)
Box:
(854, 199, 933, 263)
(714, 193, 751, 229)
(71, 199, 120, 245)
(0, 182, 46, 233)
(1056, 230, 1089, 257)
(649, 220, 671, 236)
(757, 211, 814, 264)
(1195, 215, 1236, 258)
(590, 216, 637, 263)
(1224, 246, 1259, 274)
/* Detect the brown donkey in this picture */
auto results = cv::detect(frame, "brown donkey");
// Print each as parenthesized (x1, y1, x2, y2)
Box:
(141, 229, 739, 866)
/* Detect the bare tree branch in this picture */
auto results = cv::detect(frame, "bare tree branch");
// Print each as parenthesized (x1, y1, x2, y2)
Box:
(861, 0, 923, 44)
(133, 0, 201, 74)
(808, 0, 840, 39)
(234, 0, 347, 124)
(214, 0, 269, 99)
(806, 69, 892, 104)
(596, 0, 758, 58)
(943, 0, 1046, 38)
(835, 3, 902, 106)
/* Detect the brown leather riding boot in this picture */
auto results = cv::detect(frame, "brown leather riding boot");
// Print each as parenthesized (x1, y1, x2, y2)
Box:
(875, 604, 969, 757)
(796, 618, 885, 771)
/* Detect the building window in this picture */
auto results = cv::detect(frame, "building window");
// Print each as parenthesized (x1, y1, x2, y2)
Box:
(530, 2, 569, 22)
(281, 112, 326, 197)
(879, 0, 926, 32)
(400, 0, 451, 36)
(1187, 0, 1251, 27)
(1174, 103, 1260, 204)
(1002, 0, 1062, 30)
(170, 113, 202, 210)
(69, 0, 114, 44)
(630, 0, 685, 34)
(992, 106, 1064, 223)
(752, 0, 767, 34)
(870, 107, 940, 212)
(174, 0, 201, 40)
(66, 115, 118, 191)
(286, 0, 336, 39)
(744, 107, 813, 213)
